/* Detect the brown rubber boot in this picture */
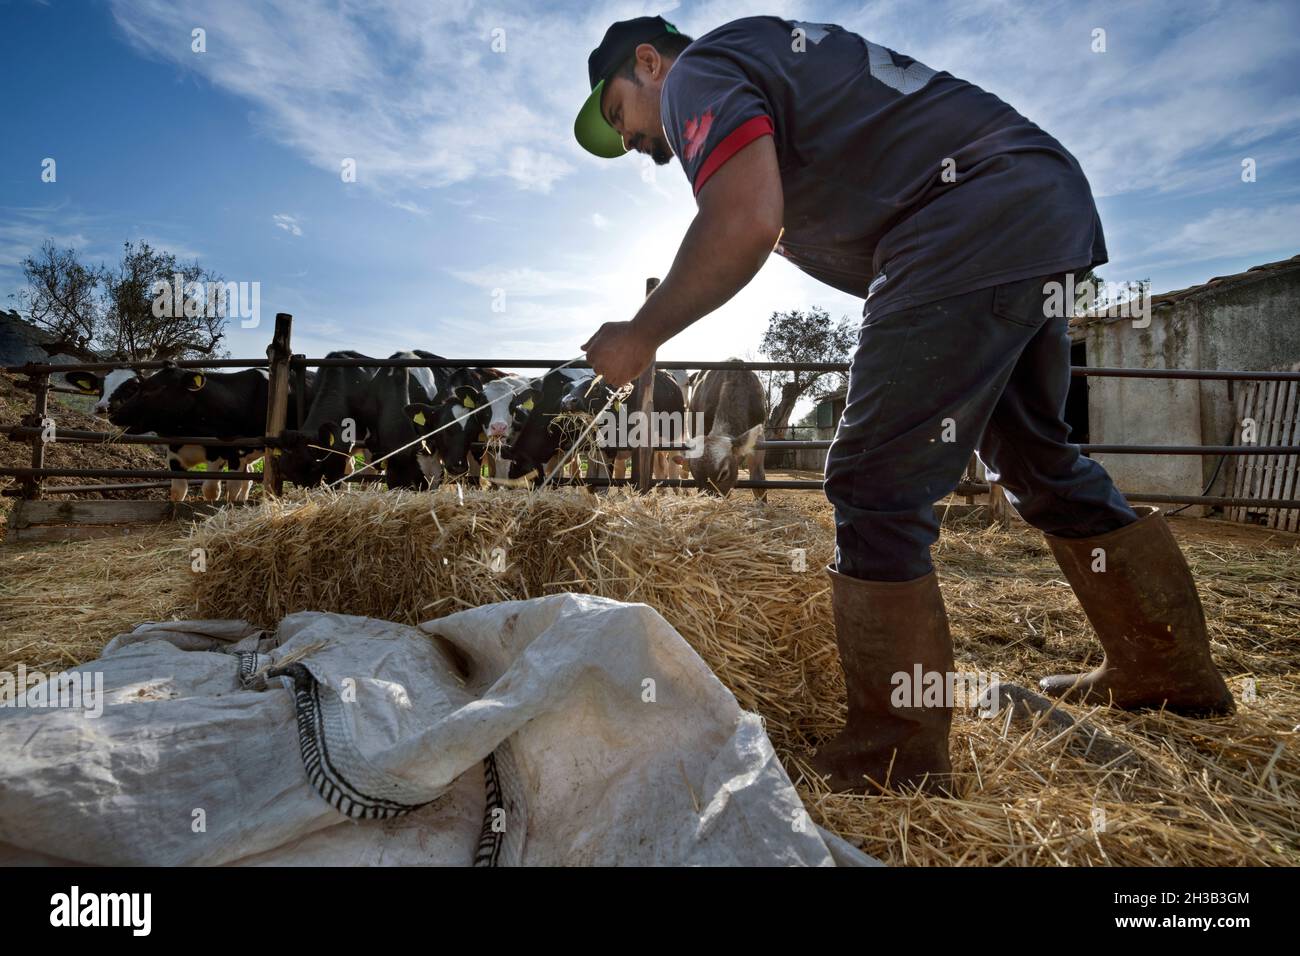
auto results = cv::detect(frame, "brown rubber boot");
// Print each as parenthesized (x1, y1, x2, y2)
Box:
(810, 567, 954, 794)
(1040, 506, 1235, 716)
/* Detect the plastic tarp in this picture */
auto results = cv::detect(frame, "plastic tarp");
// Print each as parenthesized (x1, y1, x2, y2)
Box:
(0, 593, 878, 866)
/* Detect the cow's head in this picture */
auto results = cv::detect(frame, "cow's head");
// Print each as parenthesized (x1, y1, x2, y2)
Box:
(558, 374, 610, 416)
(405, 385, 486, 479)
(279, 422, 353, 487)
(64, 367, 147, 418)
(111, 364, 205, 426)
(504, 378, 566, 480)
(480, 376, 531, 441)
(674, 424, 762, 496)
(81, 363, 205, 429)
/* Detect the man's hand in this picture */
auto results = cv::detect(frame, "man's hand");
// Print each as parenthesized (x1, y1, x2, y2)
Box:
(579, 136, 783, 389)
(581, 321, 657, 388)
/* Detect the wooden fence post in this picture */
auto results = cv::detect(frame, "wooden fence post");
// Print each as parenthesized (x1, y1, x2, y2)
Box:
(986, 462, 1014, 528)
(21, 373, 49, 501)
(262, 313, 293, 498)
(632, 277, 660, 494)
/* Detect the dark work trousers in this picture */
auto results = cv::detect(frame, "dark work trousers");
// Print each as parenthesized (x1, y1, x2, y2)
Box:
(824, 270, 1138, 582)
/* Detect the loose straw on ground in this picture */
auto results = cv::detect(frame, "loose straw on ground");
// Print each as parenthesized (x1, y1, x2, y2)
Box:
(3, 486, 1297, 865)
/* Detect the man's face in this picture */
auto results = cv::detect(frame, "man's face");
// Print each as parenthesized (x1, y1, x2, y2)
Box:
(600, 44, 674, 165)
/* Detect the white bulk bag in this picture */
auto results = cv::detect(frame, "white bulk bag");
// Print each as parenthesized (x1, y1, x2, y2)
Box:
(0, 593, 877, 867)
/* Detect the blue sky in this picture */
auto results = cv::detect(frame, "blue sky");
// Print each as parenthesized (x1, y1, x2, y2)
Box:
(2, 0, 1299, 368)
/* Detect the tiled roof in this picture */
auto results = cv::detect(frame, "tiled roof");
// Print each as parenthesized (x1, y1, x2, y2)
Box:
(1147, 253, 1300, 309)
(1071, 253, 1300, 328)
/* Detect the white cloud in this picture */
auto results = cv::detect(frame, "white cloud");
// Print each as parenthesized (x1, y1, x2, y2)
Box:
(505, 147, 574, 194)
(0, 206, 206, 285)
(852, 0, 1300, 199)
(1126, 203, 1300, 271)
(272, 214, 303, 237)
(108, 0, 604, 199)
(448, 266, 606, 298)
(591, 212, 609, 230)
(107, 0, 1300, 208)
(389, 199, 428, 215)
(133, 235, 206, 262)
(0, 205, 93, 269)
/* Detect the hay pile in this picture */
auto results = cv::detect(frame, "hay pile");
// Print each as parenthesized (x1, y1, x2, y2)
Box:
(181, 486, 1300, 866)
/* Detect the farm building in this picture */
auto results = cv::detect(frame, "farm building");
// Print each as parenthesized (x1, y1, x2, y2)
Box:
(794, 388, 845, 472)
(1071, 254, 1300, 520)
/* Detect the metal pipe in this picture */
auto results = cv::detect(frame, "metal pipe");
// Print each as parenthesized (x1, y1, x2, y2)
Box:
(14, 356, 1300, 383)
(1082, 444, 1298, 455)
(0, 467, 261, 480)
(1075, 367, 1300, 381)
(1122, 492, 1300, 508)
(2, 480, 208, 496)
(756, 440, 1299, 454)
(1, 426, 268, 446)
(10, 427, 1288, 458)
(8, 359, 270, 374)
(563, 478, 993, 493)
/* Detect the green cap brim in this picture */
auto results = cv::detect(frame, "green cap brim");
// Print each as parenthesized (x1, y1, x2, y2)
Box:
(574, 79, 627, 159)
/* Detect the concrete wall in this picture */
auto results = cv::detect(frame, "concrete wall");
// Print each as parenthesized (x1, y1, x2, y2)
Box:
(1081, 306, 1206, 511)
(1079, 263, 1300, 515)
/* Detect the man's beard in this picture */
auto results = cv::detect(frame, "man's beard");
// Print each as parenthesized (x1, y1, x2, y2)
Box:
(649, 136, 673, 165)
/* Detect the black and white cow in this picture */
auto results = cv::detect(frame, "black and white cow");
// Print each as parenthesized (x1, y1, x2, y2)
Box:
(64, 363, 312, 502)
(477, 374, 536, 480)
(551, 371, 628, 481)
(278, 351, 373, 488)
(500, 368, 595, 484)
(280, 351, 444, 490)
(361, 357, 441, 489)
(404, 373, 534, 483)
(558, 368, 688, 484)
(676, 365, 767, 499)
(504, 368, 688, 487)
(643, 369, 690, 484)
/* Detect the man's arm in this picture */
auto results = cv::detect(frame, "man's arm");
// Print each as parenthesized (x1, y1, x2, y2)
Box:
(581, 134, 783, 386)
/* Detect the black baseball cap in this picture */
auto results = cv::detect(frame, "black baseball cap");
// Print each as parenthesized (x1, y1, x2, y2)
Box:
(574, 15, 682, 158)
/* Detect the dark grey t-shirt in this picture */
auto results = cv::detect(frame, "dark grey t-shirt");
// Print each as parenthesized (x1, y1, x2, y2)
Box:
(659, 16, 1107, 317)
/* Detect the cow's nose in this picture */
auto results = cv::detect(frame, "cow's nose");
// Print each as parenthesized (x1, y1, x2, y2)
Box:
(489, 422, 508, 437)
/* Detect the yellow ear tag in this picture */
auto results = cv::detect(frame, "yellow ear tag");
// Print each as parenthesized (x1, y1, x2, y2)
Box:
(521, 398, 534, 411)
(328, 433, 335, 447)
(413, 411, 426, 426)
(478, 431, 487, 442)
(189, 373, 205, 391)
(613, 399, 622, 412)
(463, 397, 476, 409)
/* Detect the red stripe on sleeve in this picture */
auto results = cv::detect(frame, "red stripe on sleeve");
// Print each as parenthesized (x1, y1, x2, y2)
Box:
(692, 115, 774, 197)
